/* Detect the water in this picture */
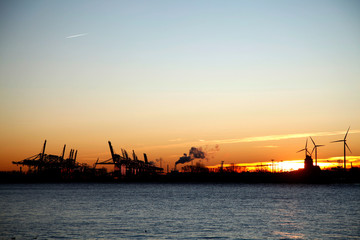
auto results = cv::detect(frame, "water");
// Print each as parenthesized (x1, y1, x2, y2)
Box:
(0, 183, 359, 239)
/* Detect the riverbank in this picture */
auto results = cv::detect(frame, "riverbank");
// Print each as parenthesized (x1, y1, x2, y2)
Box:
(1, 167, 359, 184)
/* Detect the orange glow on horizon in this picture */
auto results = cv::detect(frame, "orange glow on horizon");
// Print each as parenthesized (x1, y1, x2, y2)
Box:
(206, 157, 360, 173)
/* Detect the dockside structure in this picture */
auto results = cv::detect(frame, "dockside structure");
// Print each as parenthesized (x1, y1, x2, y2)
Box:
(94, 141, 163, 178)
(12, 140, 83, 176)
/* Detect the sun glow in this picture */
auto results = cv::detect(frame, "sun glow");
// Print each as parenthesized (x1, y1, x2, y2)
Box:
(206, 157, 360, 173)
(207, 161, 306, 173)
(280, 161, 304, 172)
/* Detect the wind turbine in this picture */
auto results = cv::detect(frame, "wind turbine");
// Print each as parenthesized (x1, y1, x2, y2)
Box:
(310, 136, 324, 167)
(297, 138, 311, 159)
(331, 126, 352, 169)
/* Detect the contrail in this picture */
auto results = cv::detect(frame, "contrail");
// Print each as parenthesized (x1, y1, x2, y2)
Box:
(65, 33, 89, 39)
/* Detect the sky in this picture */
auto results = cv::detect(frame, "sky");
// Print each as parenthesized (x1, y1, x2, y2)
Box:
(1, 0, 360, 171)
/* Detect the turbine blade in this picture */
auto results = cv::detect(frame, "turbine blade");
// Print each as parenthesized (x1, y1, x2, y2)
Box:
(317, 145, 325, 147)
(305, 138, 308, 149)
(344, 126, 350, 140)
(310, 136, 316, 146)
(297, 149, 305, 153)
(345, 143, 352, 154)
(311, 147, 315, 156)
(331, 140, 344, 143)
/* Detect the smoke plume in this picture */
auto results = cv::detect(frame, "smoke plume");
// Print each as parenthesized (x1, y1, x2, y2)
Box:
(205, 144, 220, 159)
(175, 147, 207, 165)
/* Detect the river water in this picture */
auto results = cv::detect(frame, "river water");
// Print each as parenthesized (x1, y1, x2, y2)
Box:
(0, 183, 359, 239)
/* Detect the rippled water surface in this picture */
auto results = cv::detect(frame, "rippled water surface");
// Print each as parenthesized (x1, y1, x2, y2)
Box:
(0, 183, 359, 239)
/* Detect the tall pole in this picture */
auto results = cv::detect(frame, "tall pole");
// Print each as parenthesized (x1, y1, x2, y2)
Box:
(344, 142, 346, 169)
(315, 147, 317, 166)
(331, 127, 350, 170)
(41, 140, 47, 161)
(108, 141, 115, 160)
(61, 144, 66, 160)
(132, 150, 136, 161)
(143, 153, 148, 164)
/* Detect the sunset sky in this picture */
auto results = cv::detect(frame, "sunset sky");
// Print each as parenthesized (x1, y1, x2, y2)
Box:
(1, 0, 360, 171)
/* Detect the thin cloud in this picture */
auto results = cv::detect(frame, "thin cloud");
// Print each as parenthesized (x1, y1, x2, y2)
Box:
(168, 138, 183, 142)
(65, 33, 89, 39)
(324, 156, 360, 162)
(212, 130, 360, 144)
(137, 130, 360, 151)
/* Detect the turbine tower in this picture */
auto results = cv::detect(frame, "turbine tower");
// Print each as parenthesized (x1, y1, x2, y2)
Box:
(331, 127, 352, 169)
(310, 136, 324, 167)
(297, 138, 311, 158)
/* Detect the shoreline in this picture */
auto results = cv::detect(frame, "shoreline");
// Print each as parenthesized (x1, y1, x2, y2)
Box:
(1, 168, 359, 184)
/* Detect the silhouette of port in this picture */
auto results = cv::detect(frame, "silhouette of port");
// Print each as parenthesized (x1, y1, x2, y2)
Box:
(3, 127, 359, 183)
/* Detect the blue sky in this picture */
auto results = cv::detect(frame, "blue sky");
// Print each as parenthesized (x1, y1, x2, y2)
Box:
(1, 1, 359, 91)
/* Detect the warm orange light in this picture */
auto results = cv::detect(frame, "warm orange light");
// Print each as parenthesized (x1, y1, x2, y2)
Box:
(206, 157, 360, 173)
(280, 160, 304, 171)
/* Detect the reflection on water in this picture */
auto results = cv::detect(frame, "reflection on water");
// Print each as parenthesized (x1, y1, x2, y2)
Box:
(272, 231, 304, 239)
(0, 183, 359, 239)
